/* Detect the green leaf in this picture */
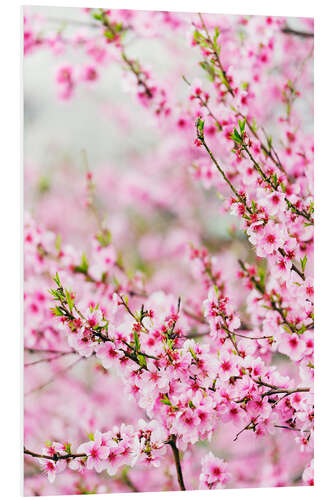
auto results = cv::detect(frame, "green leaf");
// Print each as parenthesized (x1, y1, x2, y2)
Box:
(199, 61, 215, 81)
(55, 234, 61, 252)
(197, 117, 205, 134)
(104, 30, 115, 40)
(137, 354, 147, 368)
(74, 253, 89, 275)
(49, 288, 61, 299)
(213, 26, 220, 45)
(81, 253, 88, 273)
(189, 347, 198, 361)
(300, 255, 307, 273)
(193, 29, 206, 44)
(96, 228, 112, 247)
(238, 118, 246, 134)
(193, 29, 200, 42)
(50, 306, 64, 317)
(166, 337, 174, 350)
(231, 128, 242, 144)
(114, 22, 123, 33)
(53, 272, 61, 288)
(92, 12, 102, 20)
(65, 289, 73, 314)
(133, 331, 140, 352)
(88, 432, 94, 441)
(160, 395, 172, 406)
(64, 442, 71, 453)
(297, 324, 307, 335)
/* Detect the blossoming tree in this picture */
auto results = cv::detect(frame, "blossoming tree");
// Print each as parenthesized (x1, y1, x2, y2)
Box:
(23, 6, 314, 495)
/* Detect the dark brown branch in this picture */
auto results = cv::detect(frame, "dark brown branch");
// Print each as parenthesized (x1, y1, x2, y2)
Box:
(24, 447, 86, 462)
(281, 26, 314, 38)
(278, 248, 305, 281)
(196, 120, 251, 211)
(166, 436, 186, 491)
(235, 111, 289, 178)
(261, 387, 310, 397)
(274, 425, 311, 433)
(238, 259, 309, 332)
(95, 10, 153, 100)
(242, 144, 313, 225)
(117, 293, 148, 333)
(121, 53, 153, 99)
(254, 379, 310, 406)
(197, 126, 307, 283)
(234, 416, 258, 441)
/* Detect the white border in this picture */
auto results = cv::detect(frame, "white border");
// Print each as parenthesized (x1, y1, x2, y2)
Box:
(1, 1, 332, 499)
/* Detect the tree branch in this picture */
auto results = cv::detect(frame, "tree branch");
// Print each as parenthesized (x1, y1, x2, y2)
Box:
(24, 447, 86, 462)
(281, 26, 314, 38)
(166, 436, 186, 491)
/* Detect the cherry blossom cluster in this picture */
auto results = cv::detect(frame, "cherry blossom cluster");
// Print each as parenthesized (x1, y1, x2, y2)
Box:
(24, 6, 314, 495)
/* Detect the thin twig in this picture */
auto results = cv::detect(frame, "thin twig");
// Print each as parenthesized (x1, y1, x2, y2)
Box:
(24, 447, 86, 461)
(198, 13, 235, 97)
(24, 347, 74, 355)
(183, 75, 222, 130)
(234, 416, 258, 441)
(24, 351, 77, 367)
(24, 357, 84, 396)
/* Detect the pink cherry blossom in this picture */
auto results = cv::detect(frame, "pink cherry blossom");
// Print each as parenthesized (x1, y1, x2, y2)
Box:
(199, 452, 231, 489)
(77, 432, 109, 472)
